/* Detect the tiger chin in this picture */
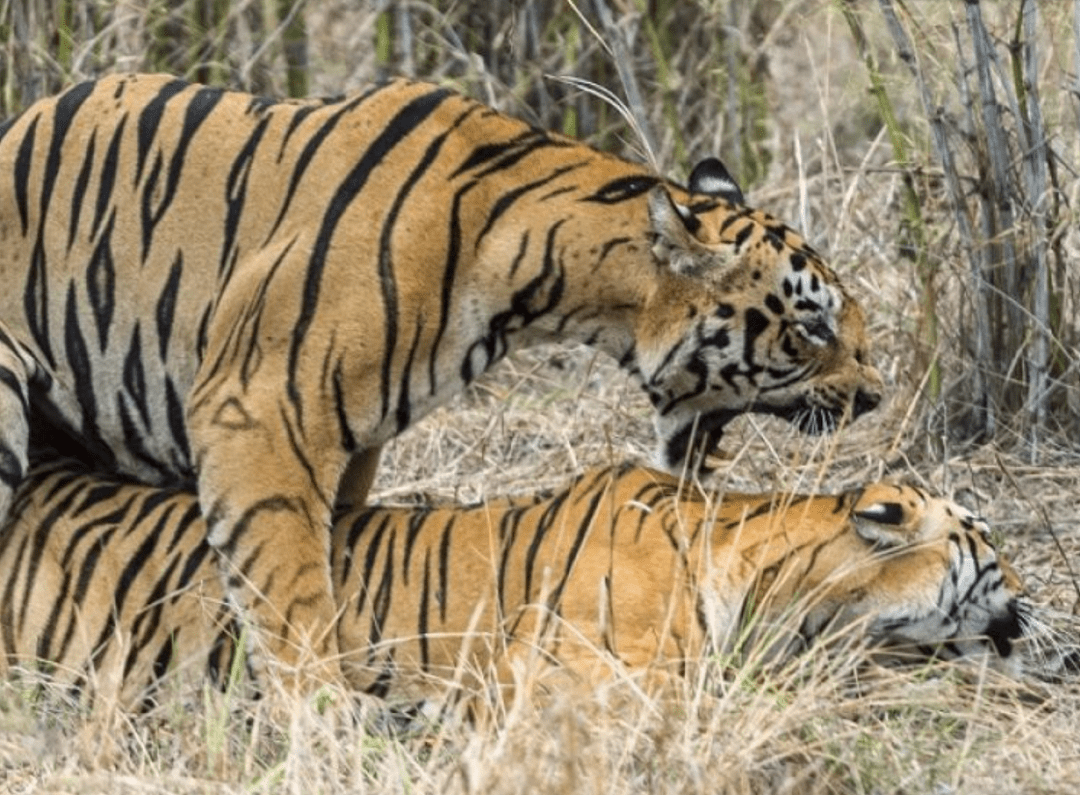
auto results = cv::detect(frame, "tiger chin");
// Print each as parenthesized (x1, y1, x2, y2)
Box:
(0, 76, 882, 685)
(0, 461, 1035, 712)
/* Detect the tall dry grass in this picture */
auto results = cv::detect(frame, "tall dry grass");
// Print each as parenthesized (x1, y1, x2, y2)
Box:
(0, 1, 1079, 793)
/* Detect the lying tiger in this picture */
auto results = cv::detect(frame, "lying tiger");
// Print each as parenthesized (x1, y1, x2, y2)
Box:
(0, 460, 1028, 710)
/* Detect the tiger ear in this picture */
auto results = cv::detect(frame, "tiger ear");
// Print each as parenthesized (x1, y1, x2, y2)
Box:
(688, 157, 744, 204)
(852, 497, 922, 549)
(648, 186, 709, 276)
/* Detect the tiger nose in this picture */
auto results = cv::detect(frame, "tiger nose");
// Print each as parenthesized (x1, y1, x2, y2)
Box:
(853, 387, 881, 419)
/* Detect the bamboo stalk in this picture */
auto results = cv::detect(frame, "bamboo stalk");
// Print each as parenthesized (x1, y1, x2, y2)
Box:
(846, 1, 938, 400)
(588, 0, 657, 168)
(1015, 0, 1049, 455)
(875, 0, 991, 435)
(277, 0, 309, 97)
(966, 1, 1025, 380)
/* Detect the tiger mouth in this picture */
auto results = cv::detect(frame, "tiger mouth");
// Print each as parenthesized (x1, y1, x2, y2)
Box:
(661, 391, 877, 473)
(984, 603, 1024, 658)
(775, 402, 845, 436)
(661, 404, 850, 472)
(661, 409, 739, 472)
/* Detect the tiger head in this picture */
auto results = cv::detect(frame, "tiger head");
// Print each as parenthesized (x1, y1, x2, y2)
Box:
(548, 157, 884, 472)
(643, 160, 883, 470)
(844, 482, 1026, 666)
(729, 481, 1027, 671)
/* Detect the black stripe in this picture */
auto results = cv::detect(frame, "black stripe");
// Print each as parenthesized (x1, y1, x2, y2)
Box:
(367, 531, 395, 651)
(545, 482, 607, 610)
(732, 223, 754, 251)
(279, 402, 329, 510)
(341, 509, 381, 585)
(141, 86, 224, 260)
(0, 365, 28, 415)
(288, 87, 452, 428)
(92, 115, 126, 239)
(17, 484, 85, 633)
(394, 323, 423, 434)
(743, 307, 770, 366)
(213, 495, 301, 557)
(13, 114, 39, 236)
(474, 163, 583, 250)
(437, 516, 453, 623)
(428, 179, 476, 393)
(357, 515, 392, 616)
(401, 508, 431, 584)
(266, 85, 386, 242)
(40, 80, 95, 233)
(135, 78, 190, 184)
(376, 122, 457, 423)
(583, 174, 659, 205)
(164, 375, 191, 472)
(276, 103, 321, 159)
(156, 253, 183, 361)
(64, 284, 102, 452)
(496, 506, 525, 617)
(220, 115, 270, 280)
(86, 210, 116, 351)
(116, 395, 171, 480)
(418, 551, 431, 670)
(122, 324, 148, 425)
(126, 554, 183, 680)
(718, 208, 751, 235)
(465, 134, 571, 181)
(450, 130, 541, 178)
(460, 221, 565, 384)
(166, 498, 203, 553)
(0, 534, 28, 655)
(90, 517, 166, 657)
(67, 128, 97, 251)
(332, 359, 357, 453)
(138, 150, 164, 260)
(177, 534, 213, 588)
(522, 492, 568, 603)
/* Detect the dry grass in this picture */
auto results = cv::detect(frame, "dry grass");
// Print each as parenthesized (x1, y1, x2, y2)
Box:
(2, 1, 1080, 793)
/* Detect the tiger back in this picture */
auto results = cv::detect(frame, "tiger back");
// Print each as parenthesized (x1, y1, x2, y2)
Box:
(0, 462, 1026, 709)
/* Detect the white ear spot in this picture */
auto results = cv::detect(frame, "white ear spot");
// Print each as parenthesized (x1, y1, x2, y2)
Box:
(688, 157, 744, 204)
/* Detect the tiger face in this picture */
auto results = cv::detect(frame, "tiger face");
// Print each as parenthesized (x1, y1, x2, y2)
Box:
(715, 480, 1026, 670)
(633, 161, 882, 471)
(831, 482, 1026, 665)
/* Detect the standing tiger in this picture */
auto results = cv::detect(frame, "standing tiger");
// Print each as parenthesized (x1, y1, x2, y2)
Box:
(0, 74, 883, 690)
(0, 461, 1028, 711)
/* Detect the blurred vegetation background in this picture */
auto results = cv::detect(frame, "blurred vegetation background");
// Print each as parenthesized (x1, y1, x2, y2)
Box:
(1, 0, 1077, 463)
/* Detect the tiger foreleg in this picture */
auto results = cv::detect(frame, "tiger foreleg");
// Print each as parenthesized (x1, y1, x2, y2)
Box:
(0, 323, 36, 521)
(188, 394, 348, 703)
